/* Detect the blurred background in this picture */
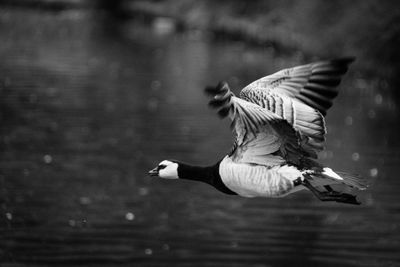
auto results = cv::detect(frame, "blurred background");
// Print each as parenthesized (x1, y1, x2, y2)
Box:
(1, 0, 399, 266)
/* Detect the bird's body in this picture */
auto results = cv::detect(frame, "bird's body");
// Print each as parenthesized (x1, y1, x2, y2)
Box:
(219, 156, 301, 198)
(150, 57, 369, 205)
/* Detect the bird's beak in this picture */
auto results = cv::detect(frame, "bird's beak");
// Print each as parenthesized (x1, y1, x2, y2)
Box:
(148, 167, 159, 176)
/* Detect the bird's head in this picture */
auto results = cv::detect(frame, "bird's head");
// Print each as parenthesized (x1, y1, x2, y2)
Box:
(148, 160, 179, 179)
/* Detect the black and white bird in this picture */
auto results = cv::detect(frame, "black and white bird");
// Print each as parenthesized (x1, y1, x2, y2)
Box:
(149, 58, 368, 205)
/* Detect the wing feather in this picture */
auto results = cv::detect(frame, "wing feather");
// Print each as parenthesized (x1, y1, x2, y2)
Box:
(240, 57, 355, 116)
(238, 58, 354, 158)
(204, 58, 354, 167)
(205, 82, 314, 167)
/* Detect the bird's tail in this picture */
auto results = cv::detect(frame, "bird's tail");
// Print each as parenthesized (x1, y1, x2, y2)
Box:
(334, 170, 370, 190)
(306, 168, 369, 190)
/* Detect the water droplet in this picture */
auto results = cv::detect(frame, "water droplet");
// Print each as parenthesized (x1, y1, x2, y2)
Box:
(374, 94, 383, 105)
(69, 219, 76, 227)
(47, 87, 58, 97)
(144, 248, 153, 255)
(230, 241, 239, 248)
(324, 213, 339, 224)
(139, 187, 149, 196)
(23, 169, 30, 176)
(152, 17, 176, 35)
(162, 244, 170, 250)
(369, 168, 378, 177)
(368, 109, 376, 119)
(79, 196, 91, 205)
(321, 150, 334, 159)
(355, 78, 368, 89)
(160, 212, 169, 220)
(43, 154, 52, 164)
(147, 98, 159, 112)
(345, 116, 353, 126)
(5, 212, 12, 220)
(16, 195, 24, 203)
(150, 80, 161, 91)
(125, 212, 135, 221)
(351, 152, 360, 161)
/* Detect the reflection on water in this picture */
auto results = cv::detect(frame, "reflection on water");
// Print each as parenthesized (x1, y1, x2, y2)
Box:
(1, 8, 400, 267)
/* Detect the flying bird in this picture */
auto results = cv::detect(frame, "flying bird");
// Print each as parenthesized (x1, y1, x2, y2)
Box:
(149, 58, 368, 205)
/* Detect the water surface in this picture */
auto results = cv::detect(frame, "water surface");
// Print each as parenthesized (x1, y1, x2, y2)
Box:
(1, 8, 399, 267)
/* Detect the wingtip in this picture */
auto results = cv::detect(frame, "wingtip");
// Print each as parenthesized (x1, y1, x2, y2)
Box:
(218, 81, 229, 89)
(205, 81, 234, 119)
(204, 81, 230, 95)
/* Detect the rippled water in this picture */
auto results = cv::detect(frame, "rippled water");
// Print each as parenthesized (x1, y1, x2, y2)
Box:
(1, 8, 400, 267)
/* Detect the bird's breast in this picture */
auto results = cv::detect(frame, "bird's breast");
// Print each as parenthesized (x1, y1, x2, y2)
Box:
(219, 156, 303, 198)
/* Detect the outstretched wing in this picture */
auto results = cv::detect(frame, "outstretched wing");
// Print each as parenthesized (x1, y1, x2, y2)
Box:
(205, 82, 316, 167)
(240, 57, 355, 154)
(240, 57, 355, 115)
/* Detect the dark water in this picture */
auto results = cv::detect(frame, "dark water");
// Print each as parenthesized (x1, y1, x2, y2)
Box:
(1, 8, 400, 267)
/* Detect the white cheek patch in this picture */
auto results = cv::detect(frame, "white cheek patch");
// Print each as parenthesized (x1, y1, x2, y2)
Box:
(159, 162, 179, 179)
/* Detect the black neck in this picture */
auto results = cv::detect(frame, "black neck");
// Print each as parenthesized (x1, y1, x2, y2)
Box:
(176, 161, 237, 195)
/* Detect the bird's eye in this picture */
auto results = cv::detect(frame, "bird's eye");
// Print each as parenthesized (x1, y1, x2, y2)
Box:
(158, 164, 167, 170)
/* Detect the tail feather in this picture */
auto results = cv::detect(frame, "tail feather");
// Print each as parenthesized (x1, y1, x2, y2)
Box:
(321, 168, 369, 190)
(336, 171, 369, 190)
(304, 167, 369, 191)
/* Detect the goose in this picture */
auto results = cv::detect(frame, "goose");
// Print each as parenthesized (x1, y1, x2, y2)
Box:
(149, 57, 368, 205)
